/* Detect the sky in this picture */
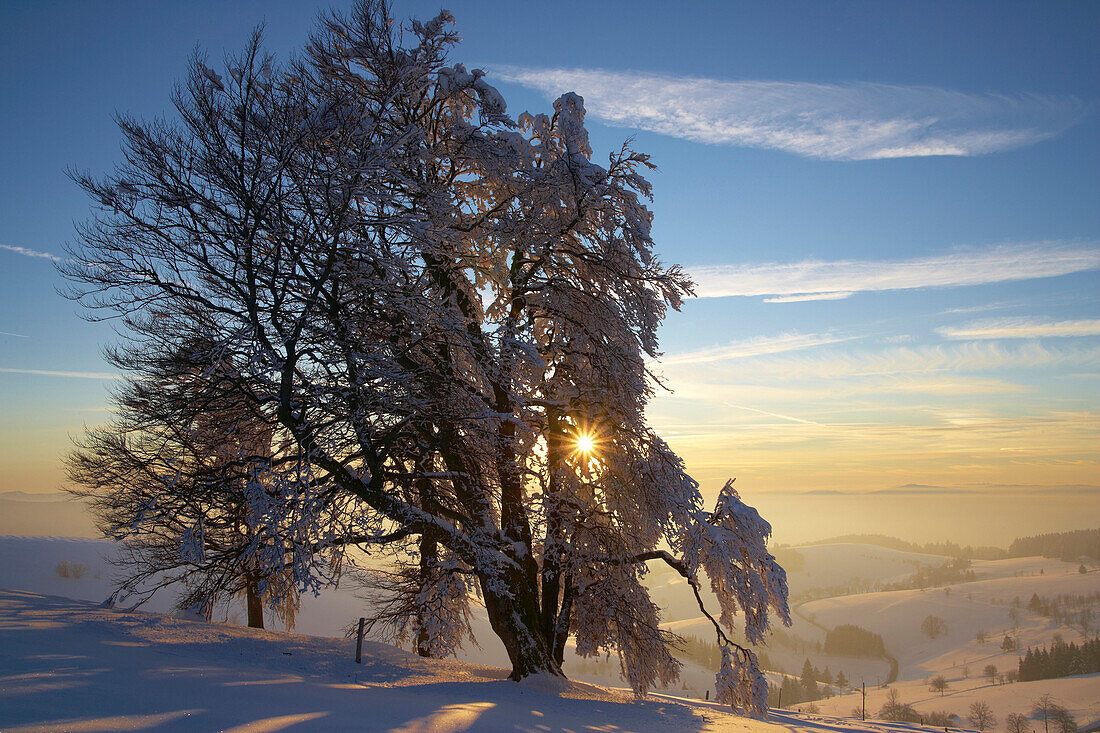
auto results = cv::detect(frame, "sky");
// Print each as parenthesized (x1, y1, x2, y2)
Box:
(1, 1, 1097, 546)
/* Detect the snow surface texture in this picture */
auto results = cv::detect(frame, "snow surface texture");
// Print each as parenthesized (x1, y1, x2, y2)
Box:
(802, 557, 1100, 730)
(0, 589, 995, 733)
(3, 536, 1097, 729)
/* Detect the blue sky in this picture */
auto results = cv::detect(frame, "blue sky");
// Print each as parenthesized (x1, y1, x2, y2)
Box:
(1, 1, 1097, 544)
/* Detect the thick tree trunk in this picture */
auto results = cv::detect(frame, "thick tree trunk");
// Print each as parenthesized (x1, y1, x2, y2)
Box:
(415, 525, 437, 658)
(480, 570, 562, 680)
(245, 574, 264, 629)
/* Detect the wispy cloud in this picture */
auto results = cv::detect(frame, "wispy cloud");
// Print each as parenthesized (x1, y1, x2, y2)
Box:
(660, 332, 848, 366)
(687, 242, 1100, 300)
(493, 66, 1082, 160)
(726, 341, 1100, 380)
(938, 317, 1100, 340)
(764, 292, 854, 303)
(0, 368, 122, 380)
(655, 340, 1100, 404)
(662, 374, 1027, 405)
(0, 244, 62, 262)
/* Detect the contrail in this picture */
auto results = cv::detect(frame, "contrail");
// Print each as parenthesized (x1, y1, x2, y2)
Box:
(723, 402, 827, 427)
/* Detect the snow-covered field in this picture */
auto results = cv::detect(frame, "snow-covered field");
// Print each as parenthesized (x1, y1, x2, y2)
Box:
(815, 672, 1100, 732)
(0, 587, 998, 733)
(641, 543, 1100, 730)
(3, 536, 1097, 731)
(792, 556, 1100, 730)
(799, 557, 1099, 677)
(785, 544, 950, 594)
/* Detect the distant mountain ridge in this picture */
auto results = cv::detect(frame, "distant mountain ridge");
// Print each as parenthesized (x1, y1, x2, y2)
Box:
(0, 492, 99, 537)
(0, 490, 72, 502)
(796, 530, 1100, 562)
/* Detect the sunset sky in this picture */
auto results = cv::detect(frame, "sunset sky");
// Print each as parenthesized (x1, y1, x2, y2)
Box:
(1, 1, 1097, 545)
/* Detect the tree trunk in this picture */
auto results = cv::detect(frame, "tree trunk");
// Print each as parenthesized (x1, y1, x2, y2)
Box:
(245, 574, 264, 629)
(480, 570, 562, 680)
(541, 410, 565, 653)
(552, 578, 574, 667)
(415, 521, 437, 658)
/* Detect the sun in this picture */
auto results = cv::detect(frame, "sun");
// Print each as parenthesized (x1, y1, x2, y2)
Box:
(574, 432, 596, 455)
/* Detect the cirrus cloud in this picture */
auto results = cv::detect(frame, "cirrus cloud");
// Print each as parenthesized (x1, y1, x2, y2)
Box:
(686, 242, 1100, 300)
(492, 66, 1083, 161)
(0, 243, 62, 261)
(938, 317, 1100, 340)
(658, 332, 850, 366)
(0, 368, 122, 380)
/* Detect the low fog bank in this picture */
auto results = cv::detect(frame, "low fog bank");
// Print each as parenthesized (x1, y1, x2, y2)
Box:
(0, 491, 99, 537)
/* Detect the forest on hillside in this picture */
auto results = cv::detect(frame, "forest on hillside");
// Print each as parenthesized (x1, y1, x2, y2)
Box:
(1009, 530, 1100, 562)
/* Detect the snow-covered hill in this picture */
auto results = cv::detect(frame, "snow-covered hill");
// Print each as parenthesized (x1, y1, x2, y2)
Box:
(4, 535, 1097, 730)
(0, 588, 987, 733)
(790, 557, 1100, 731)
(800, 557, 1099, 679)
(784, 543, 950, 595)
(815, 672, 1100, 732)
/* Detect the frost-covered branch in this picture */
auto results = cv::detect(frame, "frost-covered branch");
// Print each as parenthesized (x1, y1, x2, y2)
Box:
(62, 0, 788, 707)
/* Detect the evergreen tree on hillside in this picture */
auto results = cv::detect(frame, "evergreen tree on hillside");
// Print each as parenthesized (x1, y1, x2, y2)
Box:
(800, 658, 819, 701)
(1018, 637, 1100, 681)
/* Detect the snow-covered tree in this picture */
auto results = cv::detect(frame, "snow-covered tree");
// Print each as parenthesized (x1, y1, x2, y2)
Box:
(62, 1, 789, 713)
(66, 340, 309, 628)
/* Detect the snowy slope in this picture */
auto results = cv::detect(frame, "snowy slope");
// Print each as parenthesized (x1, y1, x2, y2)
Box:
(4, 535, 1096, 729)
(800, 558, 1099, 680)
(813, 673, 1100, 732)
(0, 535, 514, 665)
(0, 588, 988, 733)
(798, 558, 1100, 731)
(785, 544, 950, 595)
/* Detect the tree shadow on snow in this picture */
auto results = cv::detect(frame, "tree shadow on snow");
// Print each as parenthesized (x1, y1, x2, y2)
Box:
(0, 590, 713, 732)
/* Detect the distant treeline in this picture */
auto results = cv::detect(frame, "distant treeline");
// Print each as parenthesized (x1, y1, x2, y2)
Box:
(1018, 636, 1100, 681)
(884, 557, 976, 591)
(797, 528, 1100, 561)
(675, 634, 776, 674)
(788, 558, 977, 604)
(767, 659, 843, 708)
(1027, 591, 1099, 632)
(771, 546, 806, 572)
(796, 534, 1007, 560)
(823, 624, 885, 658)
(1009, 529, 1100, 562)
